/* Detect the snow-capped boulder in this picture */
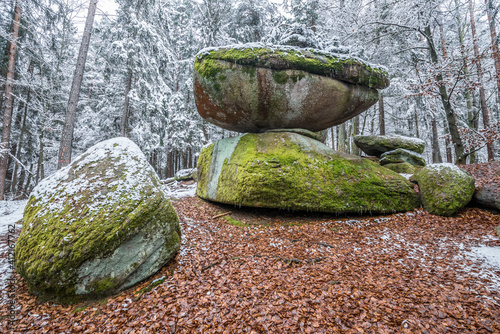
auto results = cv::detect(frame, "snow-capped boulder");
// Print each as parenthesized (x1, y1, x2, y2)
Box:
(15, 138, 181, 302)
(411, 163, 475, 217)
(194, 44, 388, 133)
(380, 148, 426, 167)
(354, 135, 425, 157)
(174, 168, 196, 182)
(196, 132, 419, 214)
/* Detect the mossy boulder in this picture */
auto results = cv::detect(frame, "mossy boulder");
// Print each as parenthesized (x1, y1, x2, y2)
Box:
(459, 161, 500, 211)
(380, 149, 426, 167)
(411, 163, 475, 216)
(174, 168, 196, 182)
(354, 135, 425, 157)
(383, 162, 416, 174)
(15, 138, 181, 303)
(196, 132, 419, 214)
(194, 44, 388, 133)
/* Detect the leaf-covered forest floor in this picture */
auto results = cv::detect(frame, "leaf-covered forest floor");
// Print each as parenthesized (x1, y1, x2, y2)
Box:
(1, 180, 500, 333)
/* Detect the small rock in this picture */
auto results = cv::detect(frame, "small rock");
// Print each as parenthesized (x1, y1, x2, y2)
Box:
(354, 135, 425, 157)
(380, 148, 426, 167)
(174, 168, 196, 182)
(411, 163, 475, 216)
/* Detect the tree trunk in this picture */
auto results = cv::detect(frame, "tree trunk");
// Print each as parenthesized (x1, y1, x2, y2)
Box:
(379, 95, 385, 135)
(120, 0, 143, 137)
(24, 163, 34, 198)
(431, 116, 442, 163)
(36, 132, 44, 183)
(486, 0, 500, 104)
(338, 123, 346, 152)
(121, 64, 133, 136)
(414, 106, 420, 138)
(166, 149, 173, 177)
(330, 127, 335, 149)
(454, 0, 475, 161)
(424, 25, 465, 164)
(469, 1, 494, 161)
(58, 0, 98, 169)
(0, 0, 22, 200)
(352, 116, 359, 155)
(11, 59, 33, 194)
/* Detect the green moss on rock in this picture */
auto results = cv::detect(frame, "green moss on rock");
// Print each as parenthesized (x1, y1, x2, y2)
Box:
(194, 59, 379, 133)
(383, 162, 416, 174)
(196, 45, 389, 89)
(15, 138, 181, 303)
(354, 135, 425, 157)
(411, 163, 475, 216)
(196, 132, 419, 214)
(380, 149, 426, 167)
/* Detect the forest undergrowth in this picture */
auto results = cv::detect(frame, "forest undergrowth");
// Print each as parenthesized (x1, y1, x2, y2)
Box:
(1, 188, 499, 333)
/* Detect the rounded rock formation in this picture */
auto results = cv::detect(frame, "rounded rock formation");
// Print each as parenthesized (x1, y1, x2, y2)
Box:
(354, 135, 425, 157)
(15, 138, 181, 302)
(194, 45, 389, 133)
(196, 132, 419, 214)
(411, 163, 475, 216)
(380, 149, 426, 167)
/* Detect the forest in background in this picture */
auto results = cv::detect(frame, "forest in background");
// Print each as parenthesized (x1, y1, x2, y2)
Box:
(0, 0, 499, 200)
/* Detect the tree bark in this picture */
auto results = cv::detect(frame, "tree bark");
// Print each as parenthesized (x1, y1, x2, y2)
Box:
(11, 59, 33, 194)
(414, 105, 420, 138)
(166, 149, 173, 177)
(121, 66, 133, 136)
(330, 127, 335, 149)
(58, 0, 98, 169)
(352, 116, 359, 155)
(486, 0, 500, 104)
(431, 116, 442, 163)
(424, 25, 466, 164)
(378, 95, 385, 135)
(120, 0, 143, 137)
(0, 0, 22, 200)
(338, 123, 346, 153)
(469, 0, 494, 161)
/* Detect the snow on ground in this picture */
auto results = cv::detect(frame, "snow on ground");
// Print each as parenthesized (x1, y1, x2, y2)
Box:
(471, 246, 500, 268)
(0, 200, 27, 234)
(164, 181, 197, 199)
(0, 200, 27, 294)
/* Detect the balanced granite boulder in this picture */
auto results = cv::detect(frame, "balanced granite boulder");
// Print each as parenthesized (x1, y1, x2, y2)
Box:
(354, 135, 425, 157)
(411, 163, 475, 216)
(15, 138, 181, 302)
(380, 149, 426, 167)
(196, 132, 419, 214)
(194, 44, 389, 133)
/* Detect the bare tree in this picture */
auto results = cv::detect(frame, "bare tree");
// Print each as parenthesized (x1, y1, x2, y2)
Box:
(486, 0, 500, 103)
(0, 0, 22, 200)
(469, 0, 494, 161)
(57, 0, 98, 169)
